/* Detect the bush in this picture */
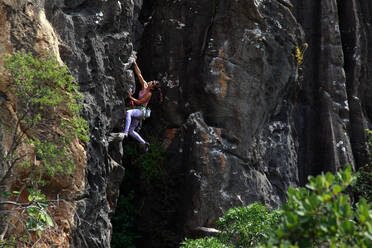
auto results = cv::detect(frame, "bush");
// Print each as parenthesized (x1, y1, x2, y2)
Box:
(180, 203, 280, 248)
(352, 129, 372, 202)
(354, 164, 372, 202)
(4, 51, 89, 178)
(181, 237, 232, 248)
(263, 166, 372, 248)
(217, 203, 281, 247)
(111, 138, 168, 247)
(1, 51, 89, 246)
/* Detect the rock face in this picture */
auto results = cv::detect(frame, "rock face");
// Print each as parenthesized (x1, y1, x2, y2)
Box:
(135, 0, 372, 246)
(136, 0, 302, 244)
(0, 0, 131, 247)
(293, 0, 372, 182)
(1, 0, 372, 247)
(44, 0, 135, 246)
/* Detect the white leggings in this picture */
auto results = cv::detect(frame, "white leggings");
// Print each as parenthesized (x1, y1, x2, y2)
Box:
(124, 109, 146, 145)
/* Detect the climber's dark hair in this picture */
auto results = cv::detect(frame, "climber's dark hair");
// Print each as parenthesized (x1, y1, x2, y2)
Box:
(150, 80, 163, 103)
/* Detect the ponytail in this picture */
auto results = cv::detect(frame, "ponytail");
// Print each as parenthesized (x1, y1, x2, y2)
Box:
(154, 81, 163, 103)
(157, 87, 163, 104)
(152, 81, 163, 104)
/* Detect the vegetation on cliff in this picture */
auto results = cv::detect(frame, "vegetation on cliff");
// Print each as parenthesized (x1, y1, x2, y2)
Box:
(0, 52, 88, 246)
(352, 129, 372, 203)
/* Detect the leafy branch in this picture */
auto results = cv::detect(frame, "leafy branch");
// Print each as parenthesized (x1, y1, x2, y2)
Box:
(0, 51, 89, 246)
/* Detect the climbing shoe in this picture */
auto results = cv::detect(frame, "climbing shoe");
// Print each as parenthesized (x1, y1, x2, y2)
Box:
(144, 142, 150, 152)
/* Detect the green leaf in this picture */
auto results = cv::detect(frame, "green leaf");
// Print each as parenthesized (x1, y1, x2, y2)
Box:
(39, 211, 47, 222)
(45, 214, 54, 227)
(342, 221, 355, 234)
(332, 185, 342, 195)
(325, 172, 335, 184)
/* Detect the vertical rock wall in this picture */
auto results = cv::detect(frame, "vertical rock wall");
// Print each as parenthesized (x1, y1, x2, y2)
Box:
(293, 0, 355, 183)
(0, 0, 135, 247)
(44, 0, 135, 246)
(136, 0, 302, 245)
(1, 0, 372, 247)
(293, 0, 372, 183)
(134, 0, 372, 246)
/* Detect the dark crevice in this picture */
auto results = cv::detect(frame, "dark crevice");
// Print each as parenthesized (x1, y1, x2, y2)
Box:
(358, 1, 372, 124)
(132, 0, 153, 51)
(111, 138, 185, 248)
(61, 0, 98, 16)
(138, 0, 155, 24)
(112, 2, 187, 247)
(337, 0, 368, 169)
(293, 0, 323, 185)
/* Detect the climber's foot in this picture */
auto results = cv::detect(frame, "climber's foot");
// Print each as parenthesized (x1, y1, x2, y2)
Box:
(143, 142, 150, 152)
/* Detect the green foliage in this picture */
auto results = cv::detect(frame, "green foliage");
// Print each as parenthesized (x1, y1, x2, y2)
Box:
(4, 51, 89, 177)
(181, 237, 232, 248)
(263, 165, 372, 248)
(217, 203, 281, 247)
(111, 191, 140, 248)
(0, 189, 55, 247)
(352, 129, 372, 202)
(1, 51, 89, 245)
(32, 138, 74, 176)
(5, 52, 79, 113)
(124, 138, 167, 185)
(0, 235, 17, 248)
(366, 129, 372, 161)
(353, 164, 372, 202)
(25, 189, 54, 237)
(180, 202, 280, 248)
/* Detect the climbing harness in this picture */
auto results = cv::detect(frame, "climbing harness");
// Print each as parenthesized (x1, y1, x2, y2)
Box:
(142, 107, 151, 119)
(129, 100, 150, 120)
(136, 106, 151, 120)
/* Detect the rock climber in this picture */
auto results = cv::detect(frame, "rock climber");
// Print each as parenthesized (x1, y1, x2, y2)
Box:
(121, 60, 162, 151)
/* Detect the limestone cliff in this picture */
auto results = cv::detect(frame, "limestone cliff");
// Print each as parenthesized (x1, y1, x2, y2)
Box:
(294, 0, 372, 181)
(0, 0, 372, 247)
(132, 0, 372, 246)
(0, 0, 132, 246)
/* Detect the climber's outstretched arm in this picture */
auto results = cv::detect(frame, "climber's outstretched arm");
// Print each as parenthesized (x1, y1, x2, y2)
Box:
(133, 61, 148, 89)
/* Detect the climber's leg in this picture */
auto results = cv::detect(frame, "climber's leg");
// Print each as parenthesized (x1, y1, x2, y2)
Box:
(124, 109, 149, 151)
(129, 130, 146, 145)
(123, 109, 143, 136)
(127, 118, 146, 144)
(129, 119, 150, 151)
